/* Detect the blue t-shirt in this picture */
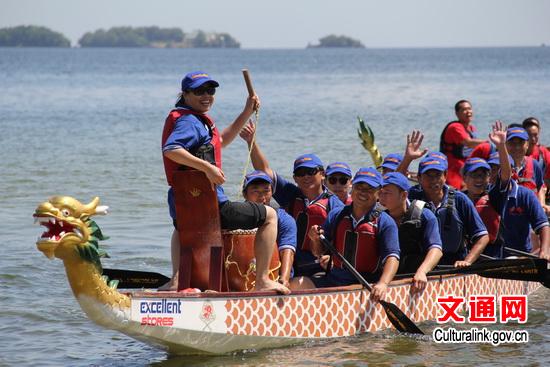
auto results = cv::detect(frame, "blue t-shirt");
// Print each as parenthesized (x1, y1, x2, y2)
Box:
(162, 111, 228, 203)
(323, 205, 401, 265)
(276, 208, 297, 253)
(489, 179, 549, 253)
(417, 205, 444, 252)
(272, 172, 344, 214)
(409, 185, 488, 258)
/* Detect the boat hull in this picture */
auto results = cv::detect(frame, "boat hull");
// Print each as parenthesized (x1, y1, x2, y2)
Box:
(102, 274, 542, 355)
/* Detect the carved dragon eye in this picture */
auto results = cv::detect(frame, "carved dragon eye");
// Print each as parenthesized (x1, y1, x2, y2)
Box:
(61, 209, 71, 217)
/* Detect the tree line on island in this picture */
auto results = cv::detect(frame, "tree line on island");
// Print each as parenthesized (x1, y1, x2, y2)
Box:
(0, 25, 365, 48)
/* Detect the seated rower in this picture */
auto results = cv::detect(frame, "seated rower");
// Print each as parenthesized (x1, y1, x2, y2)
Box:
(462, 121, 512, 258)
(293, 168, 399, 302)
(161, 71, 289, 294)
(484, 160, 550, 260)
(239, 122, 344, 276)
(242, 170, 297, 288)
(505, 127, 547, 208)
(325, 162, 353, 205)
(378, 172, 442, 292)
(523, 117, 550, 210)
(397, 131, 489, 267)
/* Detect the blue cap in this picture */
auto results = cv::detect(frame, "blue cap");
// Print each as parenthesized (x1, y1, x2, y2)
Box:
(352, 167, 383, 188)
(378, 153, 403, 171)
(426, 151, 448, 169)
(463, 157, 490, 174)
(326, 162, 352, 177)
(181, 71, 219, 91)
(243, 170, 272, 190)
(293, 154, 324, 172)
(506, 127, 529, 141)
(382, 172, 410, 191)
(418, 156, 447, 174)
(488, 152, 500, 165)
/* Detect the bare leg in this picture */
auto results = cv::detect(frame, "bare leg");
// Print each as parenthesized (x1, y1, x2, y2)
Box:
(159, 229, 180, 291)
(254, 207, 290, 294)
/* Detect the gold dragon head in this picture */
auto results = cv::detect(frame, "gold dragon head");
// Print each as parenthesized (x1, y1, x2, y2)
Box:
(34, 196, 109, 269)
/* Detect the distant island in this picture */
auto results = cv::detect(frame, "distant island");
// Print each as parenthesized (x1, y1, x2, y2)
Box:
(307, 34, 365, 48)
(0, 25, 70, 47)
(79, 26, 240, 48)
(0, 25, 240, 48)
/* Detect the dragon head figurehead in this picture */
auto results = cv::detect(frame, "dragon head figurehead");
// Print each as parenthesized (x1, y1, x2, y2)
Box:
(34, 196, 109, 269)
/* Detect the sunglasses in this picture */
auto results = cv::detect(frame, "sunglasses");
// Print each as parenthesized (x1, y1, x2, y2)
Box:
(328, 176, 350, 185)
(189, 86, 216, 96)
(294, 167, 320, 177)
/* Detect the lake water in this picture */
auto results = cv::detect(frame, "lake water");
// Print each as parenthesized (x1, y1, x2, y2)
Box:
(1, 47, 550, 366)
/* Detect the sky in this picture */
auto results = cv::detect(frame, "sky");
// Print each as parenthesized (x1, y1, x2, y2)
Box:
(2, 0, 550, 48)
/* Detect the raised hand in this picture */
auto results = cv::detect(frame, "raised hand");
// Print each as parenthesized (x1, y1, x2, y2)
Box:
(244, 94, 260, 115)
(488, 120, 507, 147)
(405, 130, 428, 160)
(239, 120, 256, 145)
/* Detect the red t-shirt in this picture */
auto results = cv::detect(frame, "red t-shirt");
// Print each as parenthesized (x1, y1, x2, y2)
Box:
(470, 141, 492, 160)
(443, 122, 476, 189)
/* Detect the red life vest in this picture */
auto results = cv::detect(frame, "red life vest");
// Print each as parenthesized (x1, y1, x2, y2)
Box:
(474, 194, 500, 244)
(439, 121, 475, 159)
(332, 207, 381, 273)
(289, 193, 331, 252)
(161, 108, 222, 186)
(512, 156, 537, 192)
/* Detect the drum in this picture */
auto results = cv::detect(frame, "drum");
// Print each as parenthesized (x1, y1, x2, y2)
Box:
(222, 229, 280, 292)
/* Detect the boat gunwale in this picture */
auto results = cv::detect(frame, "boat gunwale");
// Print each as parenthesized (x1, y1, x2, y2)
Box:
(128, 273, 469, 299)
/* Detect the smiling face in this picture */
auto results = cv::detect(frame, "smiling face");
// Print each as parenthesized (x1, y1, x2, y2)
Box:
(351, 183, 379, 209)
(183, 83, 216, 113)
(293, 167, 325, 193)
(418, 169, 446, 198)
(455, 101, 473, 124)
(326, 174, 351, 200)
(243, 181, 273, 205)
(525, 125, 540, 152)
(506, 137, 529, 161)
(464, 168, 490, 196)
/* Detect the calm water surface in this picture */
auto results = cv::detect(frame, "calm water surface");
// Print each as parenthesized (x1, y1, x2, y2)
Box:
(1, 47, 549, 366)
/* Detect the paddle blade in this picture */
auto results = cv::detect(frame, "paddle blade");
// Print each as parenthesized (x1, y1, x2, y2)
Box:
(103, 268, 170, 289)
(380, 300, 424, 335)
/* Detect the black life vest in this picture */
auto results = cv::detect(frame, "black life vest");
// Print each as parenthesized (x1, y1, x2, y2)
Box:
(427, 189, 467, 264)
(396, 200, 427, 273)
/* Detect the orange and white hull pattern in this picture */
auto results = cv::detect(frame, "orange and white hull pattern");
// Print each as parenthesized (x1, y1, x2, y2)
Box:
(116, 275, 541, 355)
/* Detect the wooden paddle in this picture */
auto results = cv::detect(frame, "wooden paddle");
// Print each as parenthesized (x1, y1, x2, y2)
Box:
(319, 235, 424, 335)
(103, 268, 170, 289)
(242, 69, 255, 96)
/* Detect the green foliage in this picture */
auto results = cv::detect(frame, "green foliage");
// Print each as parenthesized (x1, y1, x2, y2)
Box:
(78, 26, 239, 48)
(309, 34, 365, 48)
(75, 218, 110, 272)
(0, 25, 70, 47)
(189, 31, 240, 48)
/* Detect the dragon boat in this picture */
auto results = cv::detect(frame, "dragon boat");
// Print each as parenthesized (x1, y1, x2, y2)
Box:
(34, 167, 545, 355)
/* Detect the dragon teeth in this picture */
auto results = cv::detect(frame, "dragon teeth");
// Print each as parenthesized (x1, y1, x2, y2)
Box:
(74, 229, 83, 238)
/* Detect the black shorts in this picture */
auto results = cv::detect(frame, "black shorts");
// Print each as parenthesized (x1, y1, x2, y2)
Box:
(219, 201, 267, 230)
